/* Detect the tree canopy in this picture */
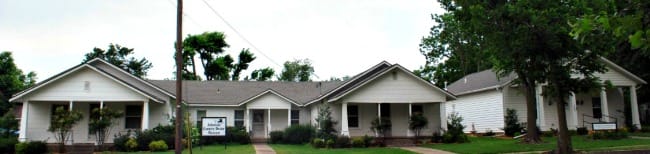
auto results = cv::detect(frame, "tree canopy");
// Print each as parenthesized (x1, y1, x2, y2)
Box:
(0, 51, 36, 115)
(249, 67, 275, 81)
(83, 44, 152, 78)
(279, 59, 315, 82)
(180, 32, 257, 81)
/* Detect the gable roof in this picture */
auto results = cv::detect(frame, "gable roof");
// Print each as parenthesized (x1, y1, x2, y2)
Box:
(447, 58, 647, 96)
(148, 80, 342, 106)
(9, 58, 174, 103)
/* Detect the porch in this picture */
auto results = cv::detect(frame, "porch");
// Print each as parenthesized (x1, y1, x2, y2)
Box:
(338, 102, 446, 138)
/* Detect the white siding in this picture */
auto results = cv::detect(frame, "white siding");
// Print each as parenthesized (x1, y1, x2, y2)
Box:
(270, 109, 289, 131)
(594, 66, 637, 86)
(26, 68, 147, 101)
(447, 90, 504, 133)
(246, 93, 292, 109)
(188, 107, 241, 127)
(340, 70, 446, 103)
(503, 86, 528, 123)
(574, 88, 626, 129)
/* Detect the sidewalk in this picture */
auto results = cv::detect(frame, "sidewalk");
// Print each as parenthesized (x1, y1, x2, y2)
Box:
(253, 143, 276, 154)
(400, 146, 455, 154)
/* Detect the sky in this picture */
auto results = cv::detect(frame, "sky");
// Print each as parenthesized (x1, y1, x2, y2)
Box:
(1, 0, 444, 82)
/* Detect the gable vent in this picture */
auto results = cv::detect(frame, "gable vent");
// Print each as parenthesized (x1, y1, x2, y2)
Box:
(84, 81, 90, 92)
(392, 71, 397, 80)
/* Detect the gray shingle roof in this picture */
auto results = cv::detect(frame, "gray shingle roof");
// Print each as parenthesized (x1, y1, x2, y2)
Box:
(148, 80, 343, 105)
(447, 69, 516, 95)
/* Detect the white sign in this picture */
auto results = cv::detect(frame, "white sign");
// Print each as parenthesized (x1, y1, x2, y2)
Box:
(592, 123, 617, 130)
(202, 117, 227, 136)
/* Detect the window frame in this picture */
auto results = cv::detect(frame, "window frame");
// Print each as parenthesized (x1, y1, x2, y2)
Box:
(124, 105, 143, 129)
(234, 110, 244, 128)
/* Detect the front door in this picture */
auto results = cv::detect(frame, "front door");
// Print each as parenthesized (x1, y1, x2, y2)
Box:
(380, 104, 392, 137)
(252, 110, 265, 138)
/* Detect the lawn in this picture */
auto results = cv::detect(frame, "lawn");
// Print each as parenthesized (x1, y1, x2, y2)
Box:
(423, 136, 650, 153)
(269, 144, 416, 154)
(108, 143, 255, 154)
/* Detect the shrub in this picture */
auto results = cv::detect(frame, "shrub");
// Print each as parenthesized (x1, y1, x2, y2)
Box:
(484, 129, 496, 137)
(351, 137, 365, 148)
(589, 130, 628, 140)
(126, 137, 138, 152)
(134, 125, 175, 151)
(269, 131, 284, 144)
(15, 141, 47, 154)
(431, 132, 443, 143)
(443, 112, 469, 143)
(370, 117, 391, 145)
(334, 136, 350, 148)
(409, 114, 428, 142)
(0, 137, 18, 153)
(311, 138, 325, 148)
(577, 127, 588, 135)
(148, 140, 168, 152)
(229, 127, 251, 144)
(316, 103, 337, 141)
(502, 109, 523, 137)
(283, 125, 315, 144)
(113, 131, 131, 151)
(362, 135, 374, 147)
(325, 139, 335, 148)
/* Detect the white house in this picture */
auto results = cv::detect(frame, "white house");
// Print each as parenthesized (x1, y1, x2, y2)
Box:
(446, 58, 646, 133)
(11, 59, 455, 144)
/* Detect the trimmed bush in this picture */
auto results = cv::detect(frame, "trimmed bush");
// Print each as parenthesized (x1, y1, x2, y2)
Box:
(283, 125, 316, 144)
(590, 130, 628, 140)
(431, 132, 443, 143)
(502, 109, 523, 137)
(351, 137, 365, 148)
(135, 125, 175, 151)
(325, 139, 335, 148)
(362, 135, 374, 147)
(577, 127, 588, 135)
(311, 138, 325, 148)
(126, 138, 138, 152)
(149, 140, 168, 152)
(269, 131, 284, 144)
(0, 137, 18, 153)
(15, 141, 47, 154)
(334, 136, 350, 148)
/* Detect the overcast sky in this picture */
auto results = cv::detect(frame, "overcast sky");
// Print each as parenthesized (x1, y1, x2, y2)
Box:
(1, 0, 444, 81)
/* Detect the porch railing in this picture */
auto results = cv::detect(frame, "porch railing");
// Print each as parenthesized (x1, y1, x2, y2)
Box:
(582, 114, 618, 128)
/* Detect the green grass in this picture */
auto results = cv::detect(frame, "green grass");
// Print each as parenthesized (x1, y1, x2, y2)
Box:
(108, 143, 255, 154)
(629, 132, 650, 137)
(422, 136, 650, 154)
(269, 144, 417, 154)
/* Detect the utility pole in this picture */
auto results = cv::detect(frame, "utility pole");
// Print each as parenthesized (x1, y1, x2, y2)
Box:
(174, 0, 183, 153)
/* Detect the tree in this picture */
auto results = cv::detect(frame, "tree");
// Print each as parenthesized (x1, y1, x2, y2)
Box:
(408, 114, 428, 143)
(315, 103, 337, 140)
(89, 107, 123, 150)
(182, 32, 229, 80)
(83, 44, 152, 78)
(503, 109, 523, 137)
(0, 51, 36, 115)
(370, 117, 391, 145)
(279, 59, 315, 82)
(249, 67, 275, 81)
(232, 49, 256, 80)
(446, 0, 609, 152)
(48, 106, 83, 153)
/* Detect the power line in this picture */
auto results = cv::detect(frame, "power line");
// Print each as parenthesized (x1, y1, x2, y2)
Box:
(199, 0, 282, 68)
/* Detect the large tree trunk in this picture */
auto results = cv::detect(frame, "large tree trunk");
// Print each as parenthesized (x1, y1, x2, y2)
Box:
(554, 84, 573, 154)
(522, 82, 542, 143)
(191, 56, 197, 79)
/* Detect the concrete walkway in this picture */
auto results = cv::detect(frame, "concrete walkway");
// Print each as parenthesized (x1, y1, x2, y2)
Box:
(253, 143, 276, 154)
(400, 146, 455, 154)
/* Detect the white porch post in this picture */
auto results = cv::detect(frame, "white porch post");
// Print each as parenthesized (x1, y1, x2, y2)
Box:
(630, 86, 641, 129)
(569, 92, 579, 129)
(376, 103, 381, 136)
(267, 108, 271, 138)
(536, 84, 546, 129)
(440, 102, 447, 133)
(341, 103, 349, 136)
(142, 101, 150, 130)
(246, 108, 251, 132)
(69, 100, 74, 111)
(100, 101, 104, 109)
(18, 101, 29, 142)
(408, 103, 412, 137)
(287, 109, 291, 127)
(600, 87, 610, 122)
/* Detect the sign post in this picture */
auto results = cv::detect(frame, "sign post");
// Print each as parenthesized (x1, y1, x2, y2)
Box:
(202, 117, 227, 149)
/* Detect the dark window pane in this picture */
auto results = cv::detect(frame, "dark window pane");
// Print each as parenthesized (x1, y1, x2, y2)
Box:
(89, 104, 100, 120)
(348, 105, 359, 128)
(348, 106, 358, 115)
(235, 110, 244, 119)
(412, 105, 423, 115)
(592, 97, 602, 119)
(380, 104, 390, 118)
(125, 105, 142, 116)
(291, 110, 299, 119)
(348, 118, 358, 128)
(125, 117, 141, 129)
(125, 105, 142, 129)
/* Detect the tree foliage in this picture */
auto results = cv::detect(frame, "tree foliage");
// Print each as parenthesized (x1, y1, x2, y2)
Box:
(279, 59, 315, 82)
(89, 107, 123, 150)
(408, 114, 428, 142)
(232, 49, 256, 80)
(0, 51, 36, 117)
(249, 67, 275, 81)
(315, 103, 337, 140)
(503, 108, 523, 137)
(83, 44, 152, 78)
(48, 106, 83, 153)
(181, 32, 257, 81)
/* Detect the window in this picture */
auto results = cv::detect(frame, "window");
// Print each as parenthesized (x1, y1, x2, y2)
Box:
(380, 104, 390, 118)
(348, 105, 359, 128)
(196, 110, 206, 123)
(592, 97, 602, 119)
(89, 104, 100, 121)
(412, 105, 423, 116)
(51, 104, 69, 115)
(234, 110, 244, 128)
(125, 105, 142, 129)
(291, 110, 300, 125)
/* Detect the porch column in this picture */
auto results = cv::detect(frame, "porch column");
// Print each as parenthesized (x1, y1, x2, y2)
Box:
(69, 100, 74, 111)
(408, 103, 412, 137)
(267, 108, 271, 138)
(100, 101, 104, 109)
(341, 103, 349, 136)
(440, 102, 447, 133)
(18, 101, 29, 142)
(536, 84, 546, 128)
(287, 109, 291, 127)
(630, 86, 641, 129)
(600, 87, 610, 122)
(245, 108, 251, 132)
(142, 101, 150, 130)
(569, 92, 579, 129)
(377, 103, 381, 118)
